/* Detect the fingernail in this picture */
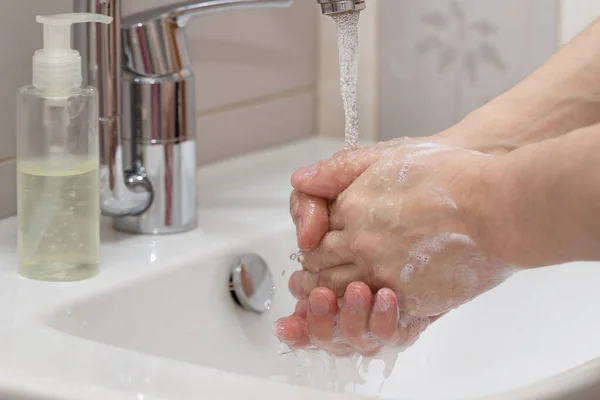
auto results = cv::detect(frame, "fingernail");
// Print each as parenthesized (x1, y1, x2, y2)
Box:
(272, 321, 287, 338)
(294, 165, 318, 182)
(345, 287, 364, 314)
(309, 292, 330, 317)
(374, 290, 392, 313)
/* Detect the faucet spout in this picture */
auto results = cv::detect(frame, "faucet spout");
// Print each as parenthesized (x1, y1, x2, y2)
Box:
(73, 0, 294, 234)
(317, 0, 365, 15)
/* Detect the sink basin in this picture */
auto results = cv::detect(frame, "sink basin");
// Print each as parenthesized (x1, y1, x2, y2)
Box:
(44, 228, 600, 399)
(1, 138, 600, 399)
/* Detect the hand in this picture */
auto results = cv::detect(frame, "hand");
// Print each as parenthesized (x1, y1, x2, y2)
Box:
(274, 283, 440, 357)
(290, 138, 412, 253)
(290, 128, 513, 254)
(276, 143, 516, 356)
(290, 143, 514, 315)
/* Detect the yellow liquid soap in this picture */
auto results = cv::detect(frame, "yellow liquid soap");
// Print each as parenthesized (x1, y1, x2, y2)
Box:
(17, 158, 99, 281)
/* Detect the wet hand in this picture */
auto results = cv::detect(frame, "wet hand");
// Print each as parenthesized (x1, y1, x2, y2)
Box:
(291, 138, 415, 253)
(274, 283, 440, 357)
(290, 132, 513, 254)
(289, 142, 514, 318)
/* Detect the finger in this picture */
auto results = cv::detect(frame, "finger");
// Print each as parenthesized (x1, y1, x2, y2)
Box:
(290, 191, 330, 252)
(339, 282, 375, 351)
(328, 199, 345, 231)
(294, 299, 308, 318)
(291, 148, 381, 199)
(289, 190, 301, 224)
(273, 316, 310, 349)
(288, 264, 366, 299)
(369, 288, 400, 344)
(290, 190, 328, 252)
(301, 231, 352, 272)
(307, 288, 338, 343)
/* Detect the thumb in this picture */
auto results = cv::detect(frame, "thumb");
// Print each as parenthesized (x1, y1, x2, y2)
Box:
(291, 148, 381, 199)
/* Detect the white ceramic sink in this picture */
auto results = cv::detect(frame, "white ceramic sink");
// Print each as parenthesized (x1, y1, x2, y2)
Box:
(1, 138, 600, 399)
(42, 225, 600, 400)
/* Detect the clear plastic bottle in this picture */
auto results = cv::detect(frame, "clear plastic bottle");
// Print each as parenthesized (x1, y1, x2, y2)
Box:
(16, 13, 112, 281)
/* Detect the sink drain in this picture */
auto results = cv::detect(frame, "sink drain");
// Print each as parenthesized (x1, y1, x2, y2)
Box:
(229, 254, 274, 314)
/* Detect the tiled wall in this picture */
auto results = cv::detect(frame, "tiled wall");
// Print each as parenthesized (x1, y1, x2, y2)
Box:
(0, 0, 73, 219)
(0, 0, 317, 218)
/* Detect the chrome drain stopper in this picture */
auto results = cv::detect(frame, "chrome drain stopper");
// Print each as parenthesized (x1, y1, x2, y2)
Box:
(229, 254, 274, 314)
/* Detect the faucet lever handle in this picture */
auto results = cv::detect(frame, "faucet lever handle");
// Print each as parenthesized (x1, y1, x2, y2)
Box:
(122, 0, 293, 77)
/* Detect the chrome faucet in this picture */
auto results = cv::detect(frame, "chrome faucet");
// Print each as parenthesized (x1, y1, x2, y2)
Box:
(317, 0, 365, 15)
(73, 0, 293, 235)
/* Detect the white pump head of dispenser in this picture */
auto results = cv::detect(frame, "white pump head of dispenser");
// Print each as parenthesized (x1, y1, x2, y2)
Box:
(33, 13, 113, 93)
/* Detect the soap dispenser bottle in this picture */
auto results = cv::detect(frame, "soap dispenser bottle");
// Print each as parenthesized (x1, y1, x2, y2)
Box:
(16, 13, 112, 281)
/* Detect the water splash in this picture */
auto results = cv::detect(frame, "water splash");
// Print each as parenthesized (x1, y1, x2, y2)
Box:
(290, 251, 304, 263)
(275, 347, 398, 397)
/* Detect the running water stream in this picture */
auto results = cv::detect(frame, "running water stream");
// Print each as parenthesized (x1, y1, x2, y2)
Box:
(331, 10, 361, 148)
(277, 9, 398, 397)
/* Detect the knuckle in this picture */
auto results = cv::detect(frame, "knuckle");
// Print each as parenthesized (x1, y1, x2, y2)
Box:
(317, 272, 336, 291)
(301, 254, 319, 273)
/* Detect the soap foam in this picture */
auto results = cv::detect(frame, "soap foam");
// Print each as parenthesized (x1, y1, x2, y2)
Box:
(397, 146, 447, 184)
(400, 264, 414, 283)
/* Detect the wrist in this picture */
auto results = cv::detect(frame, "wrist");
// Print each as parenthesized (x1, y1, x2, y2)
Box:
(454, 152, 529, 269)
(433, 106, 522, 155)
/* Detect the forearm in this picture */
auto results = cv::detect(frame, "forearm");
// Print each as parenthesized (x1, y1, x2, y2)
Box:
(470, 124, 600, 268)
(437, 17, 600, 154)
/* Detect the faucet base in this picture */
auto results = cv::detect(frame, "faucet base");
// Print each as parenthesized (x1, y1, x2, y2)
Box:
(113, 140, 199, 235)
(113, 218, 198, 235)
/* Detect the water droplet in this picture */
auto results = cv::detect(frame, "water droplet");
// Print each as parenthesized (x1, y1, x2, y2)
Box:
(281, 270, 286, 277)
(264, 299, 272, 310)
(290, 251, 304, 263)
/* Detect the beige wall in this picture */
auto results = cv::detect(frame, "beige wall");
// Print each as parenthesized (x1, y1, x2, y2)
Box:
(318, 0, 584, 142)
(559, 0, 600, 44)
(0, 0, 317, 218)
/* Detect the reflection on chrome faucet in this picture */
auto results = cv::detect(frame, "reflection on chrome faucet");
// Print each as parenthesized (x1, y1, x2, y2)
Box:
(73, 0, 294, 235)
